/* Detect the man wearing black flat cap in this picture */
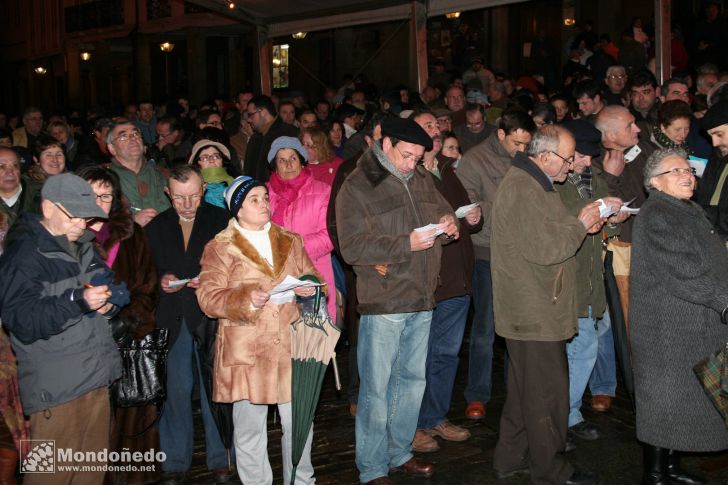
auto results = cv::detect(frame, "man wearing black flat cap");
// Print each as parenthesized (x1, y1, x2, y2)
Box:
(556, 120, 626, 450)
(336, 117, 458, 485)
(695, 101, 728, 239)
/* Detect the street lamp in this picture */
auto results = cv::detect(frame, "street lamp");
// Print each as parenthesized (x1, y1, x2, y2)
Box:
(34, 66, 47, 75)
(159, 42, 175, 93)
(80, 51, 92, 61)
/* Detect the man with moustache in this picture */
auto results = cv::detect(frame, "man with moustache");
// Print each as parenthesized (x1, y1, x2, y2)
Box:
(336, 117, 458, 484)
(695, 101, 728, 239)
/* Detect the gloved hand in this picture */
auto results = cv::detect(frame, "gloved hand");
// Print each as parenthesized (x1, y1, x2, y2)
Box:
(90, 272, 130, 307)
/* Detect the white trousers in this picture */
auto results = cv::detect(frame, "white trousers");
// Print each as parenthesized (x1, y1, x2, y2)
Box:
(232, 400, 315, 485)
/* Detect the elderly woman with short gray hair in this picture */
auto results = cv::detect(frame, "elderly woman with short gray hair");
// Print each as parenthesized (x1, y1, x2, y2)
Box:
(631, 147, 728, 484)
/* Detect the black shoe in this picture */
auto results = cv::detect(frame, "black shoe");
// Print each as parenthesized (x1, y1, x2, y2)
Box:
(565, 436, 576, 452)
(494, 464, 530, 480)
(564, 468, 599, 485)
(160, 472, 186, 485)
(667, 450, 707, 485)
(568, 421, 600, 441)
(642, 444, 670, 485)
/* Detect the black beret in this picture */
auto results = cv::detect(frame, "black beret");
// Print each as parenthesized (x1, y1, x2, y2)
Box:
(702, 100, 728, 131)
(562, 119, 602, 157)
(381, 117, 433, 152)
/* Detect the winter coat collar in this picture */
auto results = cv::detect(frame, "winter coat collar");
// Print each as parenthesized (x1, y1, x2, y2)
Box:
(358, 146, 427, 187)
(215, 220, 294, 280)
(512, 151, 554, 192)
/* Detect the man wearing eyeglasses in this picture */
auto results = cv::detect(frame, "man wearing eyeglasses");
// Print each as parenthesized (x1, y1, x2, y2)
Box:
(243, 95, 299, 182)
(336, 117, 458, 485)
(107, 121, 170, 227)
(491, 125, 603, 485)
(0, 173, 122, 485)
(602, 65, 628, 107)
(149, 117, 191, 169)
(145, 164, 233, 484)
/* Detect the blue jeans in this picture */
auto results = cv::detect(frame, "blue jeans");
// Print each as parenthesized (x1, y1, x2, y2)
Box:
(566, 309, 601, 427)
(589, 313, 617, 396)
(355, 311, 432, 483)
(465, 259, 495, 403)
(418, 295, 470, 429)
(159, 323, 230, 472)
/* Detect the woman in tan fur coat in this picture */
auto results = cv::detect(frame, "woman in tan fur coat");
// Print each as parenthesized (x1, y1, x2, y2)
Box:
(197, 176, 321, 485)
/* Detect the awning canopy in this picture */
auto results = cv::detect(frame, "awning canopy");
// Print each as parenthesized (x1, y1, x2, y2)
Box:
(187, 0, 530, 37)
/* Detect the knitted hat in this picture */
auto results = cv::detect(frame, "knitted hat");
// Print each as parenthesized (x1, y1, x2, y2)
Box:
(267, 136, 308, 165)
(224, 175, 265, 216)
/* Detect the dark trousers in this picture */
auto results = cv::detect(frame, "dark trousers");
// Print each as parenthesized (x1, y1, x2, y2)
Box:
(493, 339, 573, 485)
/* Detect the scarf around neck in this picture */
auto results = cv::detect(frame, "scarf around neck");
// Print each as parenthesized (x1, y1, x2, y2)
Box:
(268, 167, 311, 225)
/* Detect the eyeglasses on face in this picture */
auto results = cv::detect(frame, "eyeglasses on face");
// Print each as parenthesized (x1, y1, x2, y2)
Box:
(170, 193, 203, 204)
(246, 108, 262, 118)
(199, 153, 222, 163)
(96, 193, 113, 203)
(655, 167, 696, 177)
(549, 150, 575, 165)
(53, 203, 89, 223)
(395, 145, 423, 164)
(114, 130, 142, 142)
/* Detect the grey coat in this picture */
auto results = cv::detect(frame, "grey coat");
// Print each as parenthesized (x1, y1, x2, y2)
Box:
(631, 189, 728, 451)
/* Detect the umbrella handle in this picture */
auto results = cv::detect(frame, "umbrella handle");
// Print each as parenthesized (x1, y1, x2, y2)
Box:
(298, 274, 322, 315)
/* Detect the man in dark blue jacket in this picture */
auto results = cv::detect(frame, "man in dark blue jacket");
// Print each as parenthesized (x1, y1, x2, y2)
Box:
(145, 164, 233, 484)
(0, 173, 121, 485)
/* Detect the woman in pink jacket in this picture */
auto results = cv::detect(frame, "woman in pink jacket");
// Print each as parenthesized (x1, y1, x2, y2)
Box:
(266, 136, 337, 320)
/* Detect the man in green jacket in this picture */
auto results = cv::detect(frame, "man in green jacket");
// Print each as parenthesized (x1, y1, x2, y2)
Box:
(491, 125, 603, 485)
(555, 120, 628, 450)
(106, 122, 170, 227)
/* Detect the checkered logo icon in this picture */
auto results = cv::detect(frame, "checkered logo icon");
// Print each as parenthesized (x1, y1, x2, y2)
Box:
(19, 440, 55, 473)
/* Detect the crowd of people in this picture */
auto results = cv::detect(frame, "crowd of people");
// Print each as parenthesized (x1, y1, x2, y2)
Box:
(1, 6, 728, 485)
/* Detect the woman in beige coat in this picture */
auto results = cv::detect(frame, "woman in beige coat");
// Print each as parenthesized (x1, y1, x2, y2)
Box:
(197, 175, 321, 485)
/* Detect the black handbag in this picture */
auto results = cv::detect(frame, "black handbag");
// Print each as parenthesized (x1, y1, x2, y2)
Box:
(112, 328, 169, 407)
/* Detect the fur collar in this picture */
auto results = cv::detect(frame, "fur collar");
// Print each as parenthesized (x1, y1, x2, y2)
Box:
(359, 147, 427, 187)
(216, 220, 295, 279)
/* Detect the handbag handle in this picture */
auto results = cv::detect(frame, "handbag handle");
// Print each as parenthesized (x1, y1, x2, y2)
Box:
(298, 274, 322, 315)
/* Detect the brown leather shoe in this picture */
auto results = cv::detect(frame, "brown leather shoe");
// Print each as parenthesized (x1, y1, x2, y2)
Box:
(412, 429, 440, 453)
(427, 420, 471, 442)
(465, 401, 485, 420)
(361, 477, 395, 485)
(391, 457, 435, 477)
(350, 403, 358, 417)
(591, 395, 613, 412)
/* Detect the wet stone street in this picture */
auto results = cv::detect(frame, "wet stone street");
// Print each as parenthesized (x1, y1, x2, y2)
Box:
(184, 337, 728, 484)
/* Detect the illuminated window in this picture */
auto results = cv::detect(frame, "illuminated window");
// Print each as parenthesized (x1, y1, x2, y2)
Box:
(272, 44, 289, 89)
